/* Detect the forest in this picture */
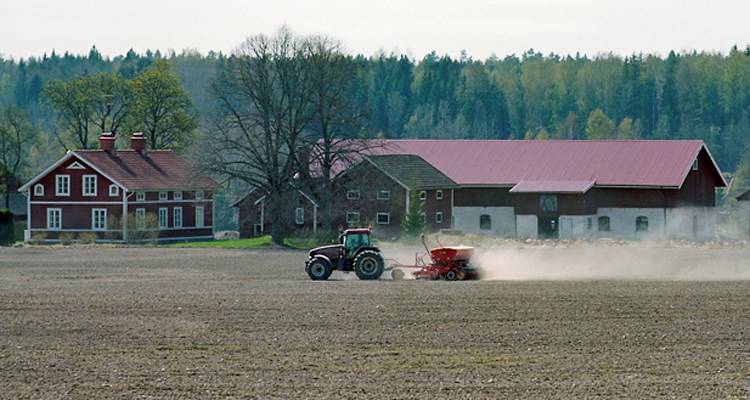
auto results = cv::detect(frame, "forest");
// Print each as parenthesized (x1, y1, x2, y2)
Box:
(2, 41, 750, 206)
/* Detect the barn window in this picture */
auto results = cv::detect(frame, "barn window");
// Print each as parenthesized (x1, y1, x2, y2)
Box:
(347, 189, 360, 200)
(136, 208, 146, 229)
(598, 216, 610, 232)
(480, 214, 491, 230)
(346, 211, 360, 225)
(377, 190, 390, 200)
(109, 184, 119, 196)
(174, 191, 183, 200)
(34, 184, 44, 196)
(196, 206, 205, 228)
(436, 211, 443, 224)
(174, 207, 183, 228)
(159, 191, 168, 201)
(377, 212, 390, 225)
(136, 192, 145, 202)
(692, 159, 698, 171)
(436, 190, 443, 200)
(295, 207, 304, 225)
(419, 191, 427, 201)
(540, 194, 558, 212)
(195, 190, 204, 200)
(636, 216, 648, 232)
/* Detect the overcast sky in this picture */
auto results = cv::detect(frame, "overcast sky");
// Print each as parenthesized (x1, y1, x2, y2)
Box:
(2, 0, 748, 61)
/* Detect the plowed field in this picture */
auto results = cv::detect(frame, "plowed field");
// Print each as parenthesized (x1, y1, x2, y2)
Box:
(1, 244, 749, 399)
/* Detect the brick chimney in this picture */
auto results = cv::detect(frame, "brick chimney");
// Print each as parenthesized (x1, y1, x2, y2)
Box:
(130, 132, 146, 155)
(99, 132, 116, 155)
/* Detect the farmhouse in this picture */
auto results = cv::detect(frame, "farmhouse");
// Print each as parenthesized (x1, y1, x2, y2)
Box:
(237, 139, 727, 240)
(18, 132, 219, 243)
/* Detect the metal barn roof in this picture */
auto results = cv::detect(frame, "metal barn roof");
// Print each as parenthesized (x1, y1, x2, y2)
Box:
(366, 140, 726, 189)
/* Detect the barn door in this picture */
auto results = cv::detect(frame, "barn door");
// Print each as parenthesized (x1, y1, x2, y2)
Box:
(559, 217, 573, 239)
(538, 217, 559, 239)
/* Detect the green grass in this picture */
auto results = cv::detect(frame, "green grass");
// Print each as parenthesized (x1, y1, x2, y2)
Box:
(166, 235, 275, 249)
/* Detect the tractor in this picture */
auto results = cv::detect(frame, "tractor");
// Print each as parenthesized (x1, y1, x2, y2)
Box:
(305, 228, 384, 280)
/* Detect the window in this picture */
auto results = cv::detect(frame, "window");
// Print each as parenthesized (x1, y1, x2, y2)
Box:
(377, 190, 390, 200)
(174, 207, 183, 228)
(346, 212, 360, 225)
(174, 191, 183, 200)
(598, 216, 610, 232)
(480, 214, 491, 230)
(34, 184, 44, 196)
(636, 216, 648, 232)
(419, 191, 427, 201)
(47, 208, 61, 230)
(196, 206, 205, 228)
(136, 192, 145, 202)
(540, 194, 558, 212)
(377, 212, 390, 225)
(159, 192, 168, 201)
(436, 190, 443, 200)
(83, 175, 97, 196)
(136, 208, 146, 229)
(109, 184, 119, 196)
(420, 213, 427, 224)
(692, 159, 699, 171)
(55, 175, 70, 196)
(92, 209, 107, 231)
(195, 190, 204, 200)
(158, 208, 168, 228)
(347, 189, 360, 200)
(436, 211, 443, 224)
(67, 161, 85, 170)
(295, 207, 304, 225)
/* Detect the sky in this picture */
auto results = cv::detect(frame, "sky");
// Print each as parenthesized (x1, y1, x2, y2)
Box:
(1, 0, 749, 61)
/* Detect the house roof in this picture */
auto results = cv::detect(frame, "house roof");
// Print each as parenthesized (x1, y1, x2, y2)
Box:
(364, 154, 459, 190)
(19, 149, 218, 193)
(364, 140, 726, 189)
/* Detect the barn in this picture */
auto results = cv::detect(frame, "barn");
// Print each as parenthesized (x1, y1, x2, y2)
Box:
(235, 139, 727, 240)
(18, 132, 219, 243)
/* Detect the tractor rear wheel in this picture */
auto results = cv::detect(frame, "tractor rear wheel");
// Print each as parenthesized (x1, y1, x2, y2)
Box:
(354, 250, 384, 280)
(307, 257, 332, 281)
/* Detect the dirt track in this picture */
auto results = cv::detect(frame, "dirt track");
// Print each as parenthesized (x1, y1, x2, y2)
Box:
(1, 244, 749, 399)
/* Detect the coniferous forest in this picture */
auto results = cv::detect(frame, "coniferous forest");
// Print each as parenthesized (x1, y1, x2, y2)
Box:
(3, 43, 750, 199)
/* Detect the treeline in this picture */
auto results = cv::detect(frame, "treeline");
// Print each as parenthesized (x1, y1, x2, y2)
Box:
(3, 44, 750, 175)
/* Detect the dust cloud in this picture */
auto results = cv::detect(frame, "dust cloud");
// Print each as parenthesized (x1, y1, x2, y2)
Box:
(473, 244, 750, 281)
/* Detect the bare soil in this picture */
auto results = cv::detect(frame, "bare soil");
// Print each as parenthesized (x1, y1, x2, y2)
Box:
(1, 244, 749, 399)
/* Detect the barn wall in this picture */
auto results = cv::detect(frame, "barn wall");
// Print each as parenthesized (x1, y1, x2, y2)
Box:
(453, 206, 515, 237)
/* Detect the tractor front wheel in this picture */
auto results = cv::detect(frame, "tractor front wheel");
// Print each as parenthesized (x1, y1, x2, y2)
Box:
(354, 250, 384, 280)
(307, 257, 332, 281)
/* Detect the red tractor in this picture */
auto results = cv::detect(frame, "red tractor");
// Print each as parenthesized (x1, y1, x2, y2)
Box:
(305, 228, 384, 280)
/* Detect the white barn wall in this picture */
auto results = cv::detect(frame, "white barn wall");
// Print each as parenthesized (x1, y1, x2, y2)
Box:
(597, 208, 665, 240)
(453, 206, 515, 237)
(516, 215, 537, 238)
(666, 207, 717, 240)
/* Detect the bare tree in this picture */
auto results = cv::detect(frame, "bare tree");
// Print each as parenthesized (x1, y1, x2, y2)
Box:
(0, 105, 36, 207)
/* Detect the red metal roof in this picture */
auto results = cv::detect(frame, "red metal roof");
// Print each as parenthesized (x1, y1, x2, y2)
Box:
(364, 140, 726, 188)
(510, 180, 596, 193)
(74, 149, 218, 191)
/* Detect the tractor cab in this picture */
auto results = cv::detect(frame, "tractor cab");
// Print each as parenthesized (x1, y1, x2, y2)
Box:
(340, 229, 372, 259)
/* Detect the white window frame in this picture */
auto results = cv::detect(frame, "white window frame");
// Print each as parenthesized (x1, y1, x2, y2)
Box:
(136, 192, 145, 202)
(158, 207, 168, 228)
(346, 211, 360, 225)
(195, 190, 204, 200)
(377, 190, 390, 200)
(159, 191, 168, 201)
(418, 191, 427, 201)
(47, 208, 61, 230)
(347, 189, 360, 200)
(34, 183, 44, 196)
(136, 208, 146, 230)
(436, 190, 443, 200)
(83, 175, 97, 196)
(295, 207, 304, 225)
(55, 175, 70, 196)
(173, 207, 183, 228)
(92, 208, 107, 231)
(174, 191, 183, 200)
(195, 206, 205, 228)
(109, 184, 119, 196)
(436, 211, 443, 224)
(376, 212, 390, 225)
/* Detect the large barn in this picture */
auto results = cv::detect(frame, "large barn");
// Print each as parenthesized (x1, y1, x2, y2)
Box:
(237, 139, 727, 240)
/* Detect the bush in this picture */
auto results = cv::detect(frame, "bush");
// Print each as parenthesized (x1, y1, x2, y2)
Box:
(30, 232, 47, 245)
(0, 208, 14, 246)
(78, 232, 98, 244)
(107, 212, 161, 243)
(58, 232, 74, 245)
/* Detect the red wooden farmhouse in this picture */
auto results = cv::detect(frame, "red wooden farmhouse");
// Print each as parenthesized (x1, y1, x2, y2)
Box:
(18, 132, 219, 243)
